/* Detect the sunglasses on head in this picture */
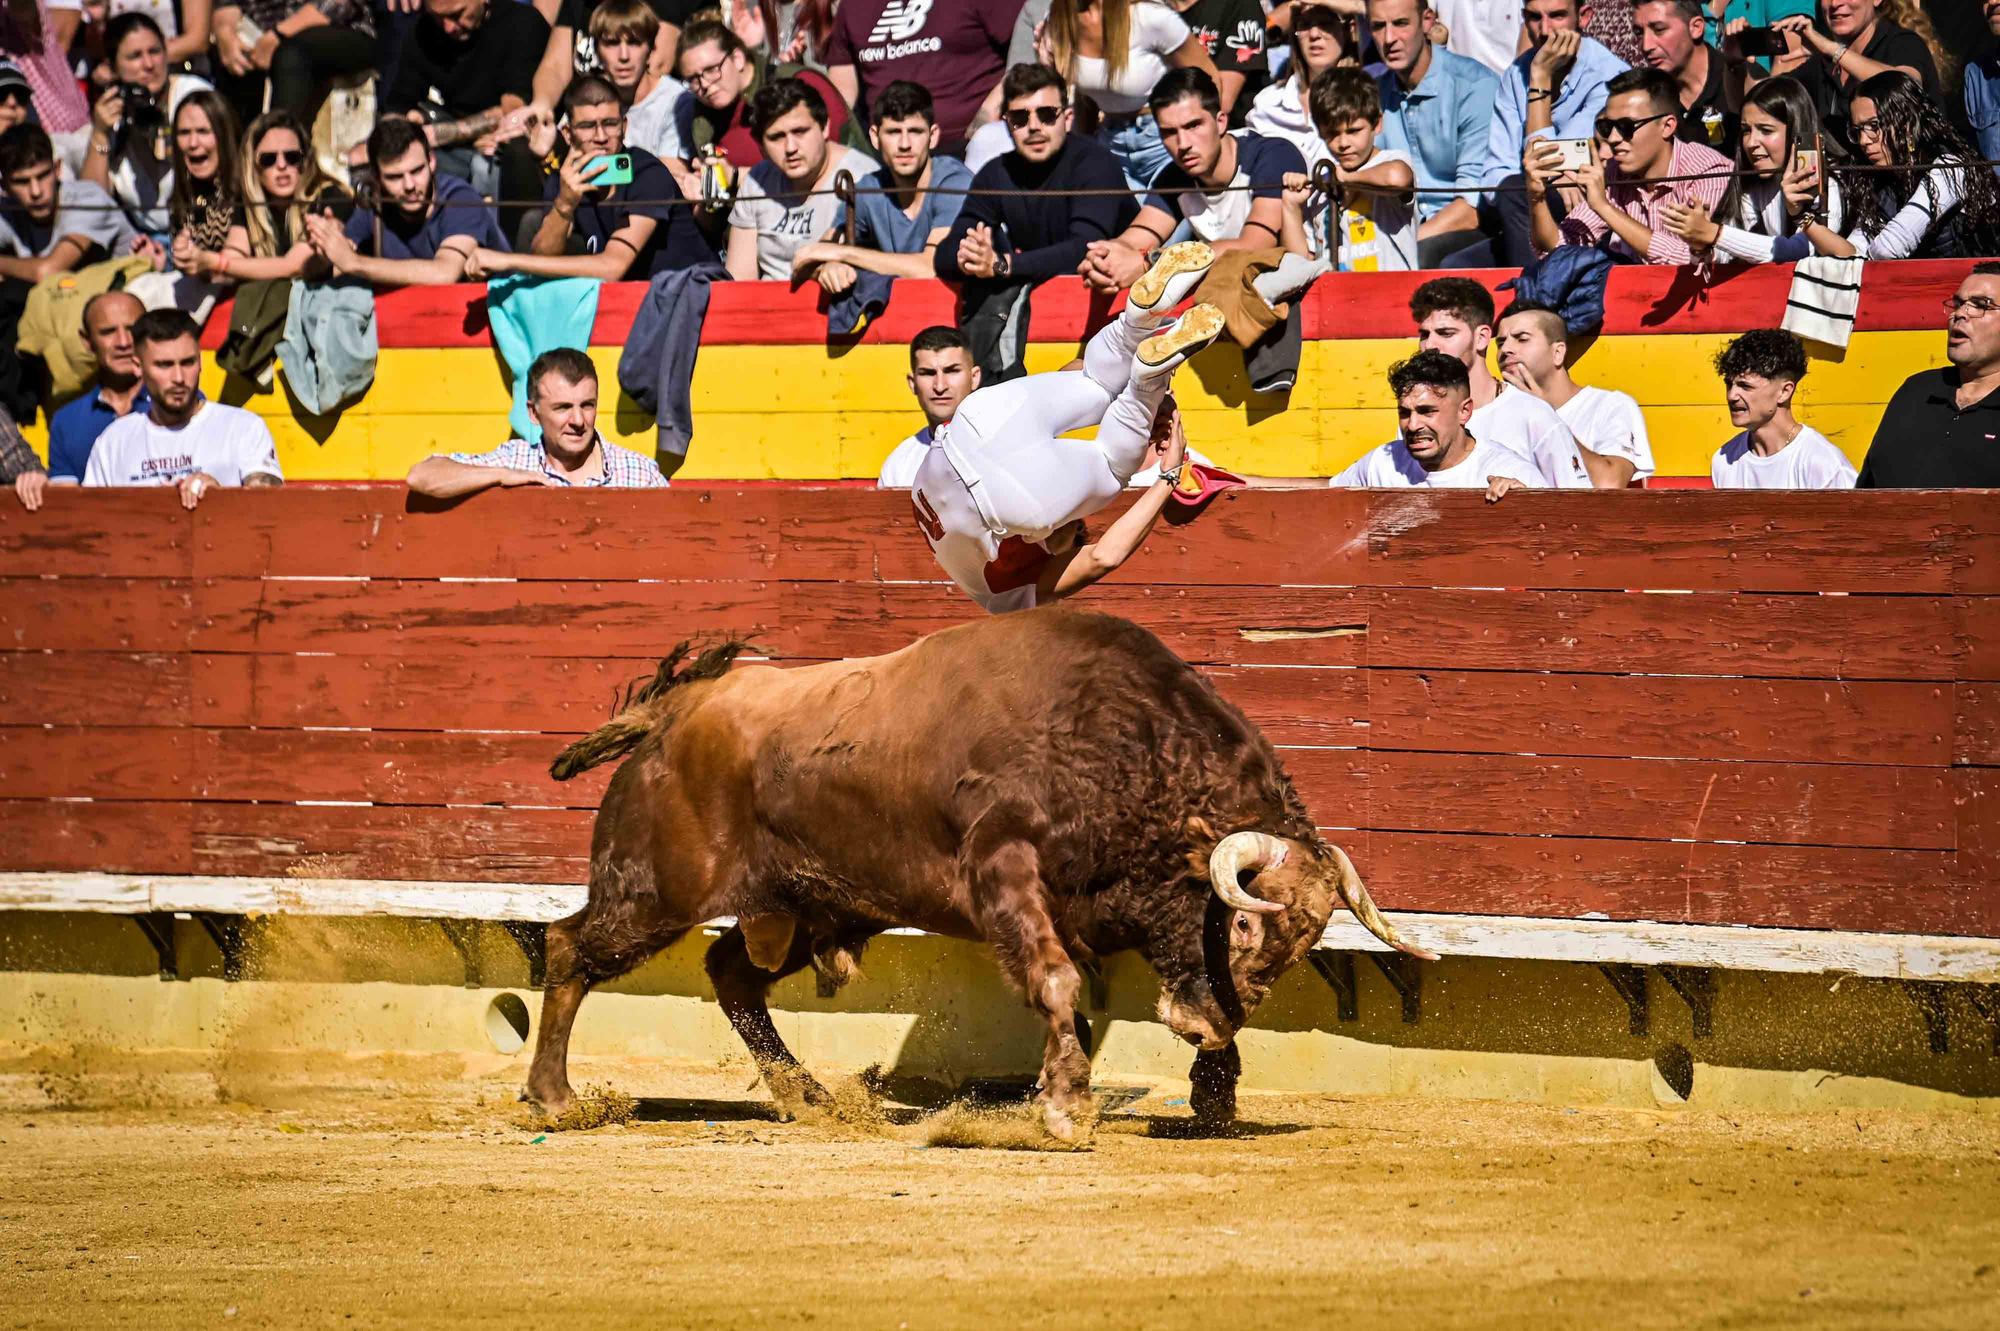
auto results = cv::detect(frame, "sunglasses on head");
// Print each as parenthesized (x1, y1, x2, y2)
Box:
(257, 148, 305, 169)
(1593, 111, 1672, 142)
(1004, 105, 1063, 129)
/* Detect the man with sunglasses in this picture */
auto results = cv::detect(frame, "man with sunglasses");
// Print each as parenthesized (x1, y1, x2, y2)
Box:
(935, 63, 1135, 382)
(1856, 263, 2000, 489)
(1524, 65, 1727, 264)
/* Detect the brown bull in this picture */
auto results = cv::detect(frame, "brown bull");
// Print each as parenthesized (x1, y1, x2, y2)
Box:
(529, 606, 1433, 1140)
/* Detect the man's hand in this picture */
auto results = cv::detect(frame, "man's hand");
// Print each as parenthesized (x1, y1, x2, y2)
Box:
(1500, 355, 1544, 398)
(814, 259, 858, 294)
(1569, 155, 1608, 210)
(1659, 200, 1720, 247)
(464, 246, 512, 280)
(177, 471, 220, 509)
(250, 28, 279, 71)
(1523, 139, 1562, 203)
(305, 210, 358, 272)
(214, 23, 252, 76)
(1485, 476, 1527, 502)
(957, 222, 1000, 279)
(791, 239, 835, 277)
(1080, 239, 1148, 292)
(553, 147, 606, 212)
(1529, 26, 1581, 92)
(500, 468, 558, 487)
(13, 470, 46, 511)
(1280, 169, 1318, 215)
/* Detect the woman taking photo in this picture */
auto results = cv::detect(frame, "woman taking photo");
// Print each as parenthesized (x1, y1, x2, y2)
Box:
(1042, 0, 1217, 188)
(1841, 71, 2000, 261)
(80, 11, 213, 239)
(1660, 75, 1853, 263)
(175, 109, 343, 281)
(1245, 2, 1361, 166)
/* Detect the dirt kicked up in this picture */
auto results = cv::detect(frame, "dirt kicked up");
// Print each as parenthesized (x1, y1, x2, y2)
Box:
(2, 1059, 1997, 1330)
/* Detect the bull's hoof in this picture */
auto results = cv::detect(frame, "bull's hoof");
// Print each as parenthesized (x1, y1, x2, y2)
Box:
(1188, 1079, 1237, 1129)
(522, 1081, 575, 1121)
(1038, 1097, 1097, 1147)
(764, 1065, 835, 1121)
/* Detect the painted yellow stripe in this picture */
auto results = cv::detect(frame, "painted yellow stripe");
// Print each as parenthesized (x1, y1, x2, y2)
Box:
(20, 331, 1921, 480)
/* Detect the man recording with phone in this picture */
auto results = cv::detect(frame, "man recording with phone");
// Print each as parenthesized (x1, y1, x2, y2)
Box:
(1470, 0, 1627, 266)
(466, 76, 713, 282)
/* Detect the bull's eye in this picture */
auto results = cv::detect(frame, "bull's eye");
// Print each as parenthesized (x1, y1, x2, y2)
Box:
(1233, 913, 1253, 938)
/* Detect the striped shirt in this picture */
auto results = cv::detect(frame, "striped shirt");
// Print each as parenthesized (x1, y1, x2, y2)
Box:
(1554, 138, 1732, 266)
(446, 436, 668, 488)
(0, 401, 42, 481)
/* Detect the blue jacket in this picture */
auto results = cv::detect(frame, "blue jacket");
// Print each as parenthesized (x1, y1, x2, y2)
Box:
(1374, 47, 1499, 221)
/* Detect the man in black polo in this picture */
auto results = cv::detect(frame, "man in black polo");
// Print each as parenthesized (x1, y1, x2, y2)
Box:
(1857, 263, 2000, 489)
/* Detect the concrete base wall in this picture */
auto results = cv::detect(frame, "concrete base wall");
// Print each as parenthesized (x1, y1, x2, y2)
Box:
(4, 913, 1996, 1113)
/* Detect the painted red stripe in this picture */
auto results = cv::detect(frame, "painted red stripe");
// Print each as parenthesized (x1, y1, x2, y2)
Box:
(199, 259, 1974, 352)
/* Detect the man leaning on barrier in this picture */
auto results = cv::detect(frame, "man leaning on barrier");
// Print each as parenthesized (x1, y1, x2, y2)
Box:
(406, 347, 668, 495)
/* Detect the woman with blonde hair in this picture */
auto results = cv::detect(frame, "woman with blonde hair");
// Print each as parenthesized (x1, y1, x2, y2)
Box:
(1041, 0, 1217, 188)
(176, 109, 346, 282)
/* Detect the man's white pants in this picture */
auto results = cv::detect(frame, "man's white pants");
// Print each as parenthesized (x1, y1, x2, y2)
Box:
(913, 312, 1170, 608)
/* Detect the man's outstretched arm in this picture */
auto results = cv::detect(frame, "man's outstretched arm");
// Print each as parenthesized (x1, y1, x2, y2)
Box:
(1038, 410, 1189, 600)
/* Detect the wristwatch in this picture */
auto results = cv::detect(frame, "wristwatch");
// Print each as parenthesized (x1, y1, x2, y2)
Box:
(994, 251, 1012, 279)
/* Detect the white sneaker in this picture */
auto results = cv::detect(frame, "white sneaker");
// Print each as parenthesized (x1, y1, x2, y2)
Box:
(1134, 304, 1225, 378)
(1127, 241, 1215, 315)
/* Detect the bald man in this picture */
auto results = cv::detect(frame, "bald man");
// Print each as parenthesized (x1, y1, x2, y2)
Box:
(47, 290, 150, 485)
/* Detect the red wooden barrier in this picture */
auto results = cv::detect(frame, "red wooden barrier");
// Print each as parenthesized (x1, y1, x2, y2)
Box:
(1, 486, 1995, 937)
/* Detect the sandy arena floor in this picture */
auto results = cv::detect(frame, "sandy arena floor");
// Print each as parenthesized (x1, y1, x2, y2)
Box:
(2, 1058, 1997, 1330)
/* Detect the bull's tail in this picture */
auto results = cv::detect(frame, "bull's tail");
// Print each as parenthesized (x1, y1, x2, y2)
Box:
(549, 639, 759, 781)
(1327, 844, 1440, 962)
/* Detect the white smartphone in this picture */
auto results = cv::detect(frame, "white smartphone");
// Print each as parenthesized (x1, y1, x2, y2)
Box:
(1547, 138, 1594, 172)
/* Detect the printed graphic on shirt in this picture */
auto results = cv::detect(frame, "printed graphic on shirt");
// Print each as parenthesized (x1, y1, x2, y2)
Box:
(862, 0, 943, 58)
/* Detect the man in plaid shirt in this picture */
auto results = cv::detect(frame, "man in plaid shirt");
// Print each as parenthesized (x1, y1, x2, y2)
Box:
(406, 348, 668, 496)
(0, 400, 44, 509)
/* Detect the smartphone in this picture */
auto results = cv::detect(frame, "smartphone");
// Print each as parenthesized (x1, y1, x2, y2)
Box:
(584, 152, 633, 186)
(1736, 25, 1787, 58)
(1548, 137, 1594, 172)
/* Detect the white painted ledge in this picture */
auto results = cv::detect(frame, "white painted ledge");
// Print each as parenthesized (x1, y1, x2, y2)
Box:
(3, 872, 1996, 984)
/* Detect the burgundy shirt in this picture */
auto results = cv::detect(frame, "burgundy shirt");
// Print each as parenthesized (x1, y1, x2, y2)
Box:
(823, 0, 1024, 148)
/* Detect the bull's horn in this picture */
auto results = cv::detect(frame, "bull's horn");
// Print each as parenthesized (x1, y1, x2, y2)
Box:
(1207, 832, 1288, 916)
(1327, 844, 1439, 962)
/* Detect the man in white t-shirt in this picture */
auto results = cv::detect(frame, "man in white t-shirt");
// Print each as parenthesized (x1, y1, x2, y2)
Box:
(879, 326, 982, 489)
(1409, 276, 1592, 488)
(1709, 329, 1855, 490)
(1494, 299, 1654, 486)
(1331, 349, 1539, 496)
(725, 77, 878, 282)
(83, 309, 283, 506)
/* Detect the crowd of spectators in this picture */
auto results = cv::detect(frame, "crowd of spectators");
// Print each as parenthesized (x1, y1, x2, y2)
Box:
(0, 0, 1989, 509)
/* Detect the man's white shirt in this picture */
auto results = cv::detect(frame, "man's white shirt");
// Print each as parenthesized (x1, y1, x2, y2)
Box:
(1330, 436, 1541, 488)
(877, 425, 934, 488)
(1469, 384, 1590, 488)
(1710, 425, 1856, 489)
(82, 401, 283, 487)
(1555, 385, 1654, 482)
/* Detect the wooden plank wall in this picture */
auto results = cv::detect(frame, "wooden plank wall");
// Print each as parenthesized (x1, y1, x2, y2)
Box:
(1, 487, 1995, 938)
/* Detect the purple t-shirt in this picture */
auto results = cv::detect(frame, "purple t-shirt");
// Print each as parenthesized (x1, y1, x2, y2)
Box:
(823, 0, 1024, 148)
